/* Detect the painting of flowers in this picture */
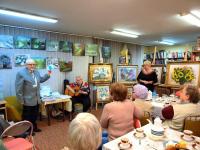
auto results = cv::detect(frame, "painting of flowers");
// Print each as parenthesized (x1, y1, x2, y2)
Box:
(15, 54, 30, 67)
(96, 85, 110, 101)
(166, 62, 200, 86)
(102, 46, 111, 58)
(0, 54, 12, 69)
(73, 43, 85, 56)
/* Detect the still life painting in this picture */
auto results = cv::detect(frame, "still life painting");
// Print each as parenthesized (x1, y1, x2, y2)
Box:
(15, 54, 30, 67)
(96, 85, 110, 101)
(31, 57, 46, 69)
(85, 44, 98, 56)
(102, 46, 111, 58)
(166, 62, 200, 86)
(31, 38, 46, 50)
(59, 60, 72, 72)
(73, 43, 85, 56)
(46, 41, 59, 51)
(152, 65, 164, 84)
(14, 36, 31, 49)
(59, 41, 73, 53)
(0, 54, 12, 69)
(88, 63, 113, 83)
(0, 35, 13, 49)
(117, 65, 138, 84)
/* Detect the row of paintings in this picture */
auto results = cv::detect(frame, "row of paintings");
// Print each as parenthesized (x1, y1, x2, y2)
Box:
(0, 53, 72, 72)
(0, 35, 111, 57)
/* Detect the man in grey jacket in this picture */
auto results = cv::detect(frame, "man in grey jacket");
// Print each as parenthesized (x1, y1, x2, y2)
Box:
(15, 58, 50, 132)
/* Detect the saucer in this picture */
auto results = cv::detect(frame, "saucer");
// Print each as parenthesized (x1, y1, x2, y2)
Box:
(180, 134, 195, 142)
(118, 142, 132, 150)
(133, 132, 146, 139)
(148, 133, 166, 141)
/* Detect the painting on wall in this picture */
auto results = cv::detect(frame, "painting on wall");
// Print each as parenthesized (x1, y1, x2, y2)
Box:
(151, 65, 164, 84)
(46, 41, 59, 51)
(15, 54, 30, 67)
(88, 63, 113, 83)
(73, 43, 85, 56)
(0, 54, 12, 69)
(0, 35, 13, 49)
(85, 44, 98, 56)
(31, 57, 46, 69)
(59, 41, 73, 53)
(117, 65, 138, 84)
(31, 38, 46, 50)
(165, 62, 200, 86)
(102, 46, 111, 58)
(14, 36, 31, 49)
(127, 86, 133, 99)
(96, 85, 110, 101)
(59, 60, 72, 72)
(46, 57, 59, 69)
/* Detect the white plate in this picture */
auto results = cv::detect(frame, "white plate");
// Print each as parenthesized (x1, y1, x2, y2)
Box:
(180, 134, 195, 142)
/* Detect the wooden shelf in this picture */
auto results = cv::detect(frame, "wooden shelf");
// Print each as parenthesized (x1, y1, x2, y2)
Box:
(192, 50, 200, 53)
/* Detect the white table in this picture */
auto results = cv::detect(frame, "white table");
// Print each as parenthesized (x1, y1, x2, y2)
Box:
(103, 124, 197, 150)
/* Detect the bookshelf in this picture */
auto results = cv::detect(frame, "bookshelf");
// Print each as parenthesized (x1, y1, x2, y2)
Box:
(191, 50, 200, 61)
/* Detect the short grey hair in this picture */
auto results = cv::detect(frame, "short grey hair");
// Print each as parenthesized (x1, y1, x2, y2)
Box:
(68, 113, 102, 150)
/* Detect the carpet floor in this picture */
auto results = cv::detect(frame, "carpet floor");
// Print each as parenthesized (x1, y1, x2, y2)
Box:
(34, 109, 103, 150)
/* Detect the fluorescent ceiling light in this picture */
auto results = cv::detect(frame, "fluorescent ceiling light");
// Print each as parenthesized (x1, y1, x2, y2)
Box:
(0, 9, 57, 23)
(180, 10, 200, 27)
(157, 41, 175, 45)
(111, 29, 139, 38)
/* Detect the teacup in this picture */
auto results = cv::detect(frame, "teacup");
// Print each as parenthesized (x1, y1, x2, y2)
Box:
(120, 138, 130, 149)
(183, 130, 193, 141)
(135, 128, 144, 138)
(195, 137, 200, 149)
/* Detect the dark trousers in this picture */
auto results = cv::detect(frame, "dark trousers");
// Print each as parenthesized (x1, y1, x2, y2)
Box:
(72, 95, 91, 112)
(22, 105, 39, 130)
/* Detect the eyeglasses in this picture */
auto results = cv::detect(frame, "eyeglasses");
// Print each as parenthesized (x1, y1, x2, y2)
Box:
(28, 64, 36, 66)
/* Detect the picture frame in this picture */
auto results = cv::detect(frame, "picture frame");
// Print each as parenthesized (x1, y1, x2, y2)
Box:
(151, 64, 164, 84)
(116, 65, 138, 84)
(165, 61, 200, 86)
(96, 84, 110, 101)
(127, 86, 133, 99)
(88, 63, 113, 83)
(85, 44, 98, 56)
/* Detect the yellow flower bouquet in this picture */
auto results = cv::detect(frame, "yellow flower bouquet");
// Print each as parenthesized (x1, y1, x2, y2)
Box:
(172, 67, 195, 85)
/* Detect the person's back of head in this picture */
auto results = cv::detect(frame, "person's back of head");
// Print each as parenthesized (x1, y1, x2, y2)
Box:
(132, 84, 148, 99)
(68, 113, 102, 150)
(110, 82, 127, 101)
(185, 85, 200, 104)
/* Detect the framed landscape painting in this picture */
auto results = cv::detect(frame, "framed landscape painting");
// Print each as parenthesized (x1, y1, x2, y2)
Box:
(14, 36, 31, 49)
(59, 41, 73, 53)
(0, 35, 13, 49)
(73, 43, 85, 56)
(165, 62, 200, 86)
(117, 65, 138, 84)
(0, 54, 12, 69)
(102, 46, 111, 58)
(31, 57, 46, 69)
(46, 40, 59, 51)
(31, 38, 46, 50)
(85, 44, 98, 56)
(88, 63, 113, 83)
(96, 85, 110, 101)
(59, 60, 72, 72)
(151, 64, 164, 84)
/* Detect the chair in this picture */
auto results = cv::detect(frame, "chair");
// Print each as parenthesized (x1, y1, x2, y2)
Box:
(1, 120, 35, 150)
(183, 115, 200, 137)
(4, 96, 22, 121)
(140, 111, 151, 127)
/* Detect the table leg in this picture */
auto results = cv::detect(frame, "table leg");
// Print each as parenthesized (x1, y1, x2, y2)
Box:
(62, 102, 65, 122)
(46, 105, 51, 126)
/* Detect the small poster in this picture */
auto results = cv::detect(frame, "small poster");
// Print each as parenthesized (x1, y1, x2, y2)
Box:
(14, 36, 31, 49)
(59, 41, 73, 53)
(0, 54, 12, 69)
(0, 35, 13, 49)
(31, 57, 46, 69)
(73, 43, 85, 56)
(15, 54, 30, 67)
(102, 46, 111, 58)
(46, 57, 59, 69)
(59, 60, 72, 72)
(46, 40, 59, 51)
(85, 44, 98, 56)
(31, 38, 46, 50)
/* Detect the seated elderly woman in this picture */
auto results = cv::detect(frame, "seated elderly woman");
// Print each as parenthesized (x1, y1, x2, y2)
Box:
(65, 113, 102, 150)
(133, 84, 152, 114)
(162, 84, 200, 131)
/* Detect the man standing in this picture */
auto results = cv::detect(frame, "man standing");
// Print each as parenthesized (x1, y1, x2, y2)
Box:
(15, 59, 50, 133)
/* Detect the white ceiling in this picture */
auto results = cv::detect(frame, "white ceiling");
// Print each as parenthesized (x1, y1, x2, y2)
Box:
(0, 0, 200, 45)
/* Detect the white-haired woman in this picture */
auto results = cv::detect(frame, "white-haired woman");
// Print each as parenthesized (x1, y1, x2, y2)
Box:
(66, 113, 102, 150)
(137, 60, 158, 92)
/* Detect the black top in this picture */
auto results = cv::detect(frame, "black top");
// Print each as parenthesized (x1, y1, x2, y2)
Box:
(137, 70, 158, 92)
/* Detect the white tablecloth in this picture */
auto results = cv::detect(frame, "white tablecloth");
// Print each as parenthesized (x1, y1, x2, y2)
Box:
(103, 124, 196, 150)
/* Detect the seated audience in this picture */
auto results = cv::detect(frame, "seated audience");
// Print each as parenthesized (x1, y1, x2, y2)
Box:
(100, 83, 142, 141)
(66, 113, 102, 150)
(66, 76, 91, 112)
(132, 84, 152, 113)
(162, 84, 200, 131)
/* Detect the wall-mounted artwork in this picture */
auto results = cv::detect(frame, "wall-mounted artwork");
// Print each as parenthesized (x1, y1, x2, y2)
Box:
(0, 54, 12, 69)
(15, 54, 30, 67)
(96, 85, 110, 101)
(102, 46, 111, 58)
(73, 43, 85, 56)
(88, 63, 113, 83)
(31, 57, 46, 69)
(85, 44, 98, 56)
(117, 65, 138, 84)
(59, 41, 73, 53)
(119, 56, 126, 64)
(151, 65, 164, 84)
(59, 60, 72, 72)
(46, 57, 59, 69)
(127, 86, 133, 99)
(14, 36, 31, 49)
(46, 41, 59, 51)
(165, 62, 200, 86)
(31, 38, 46, 50)
(0, 35, 13, 49)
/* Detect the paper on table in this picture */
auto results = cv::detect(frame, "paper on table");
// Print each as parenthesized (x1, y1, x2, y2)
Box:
(59, 95, 71, 99)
